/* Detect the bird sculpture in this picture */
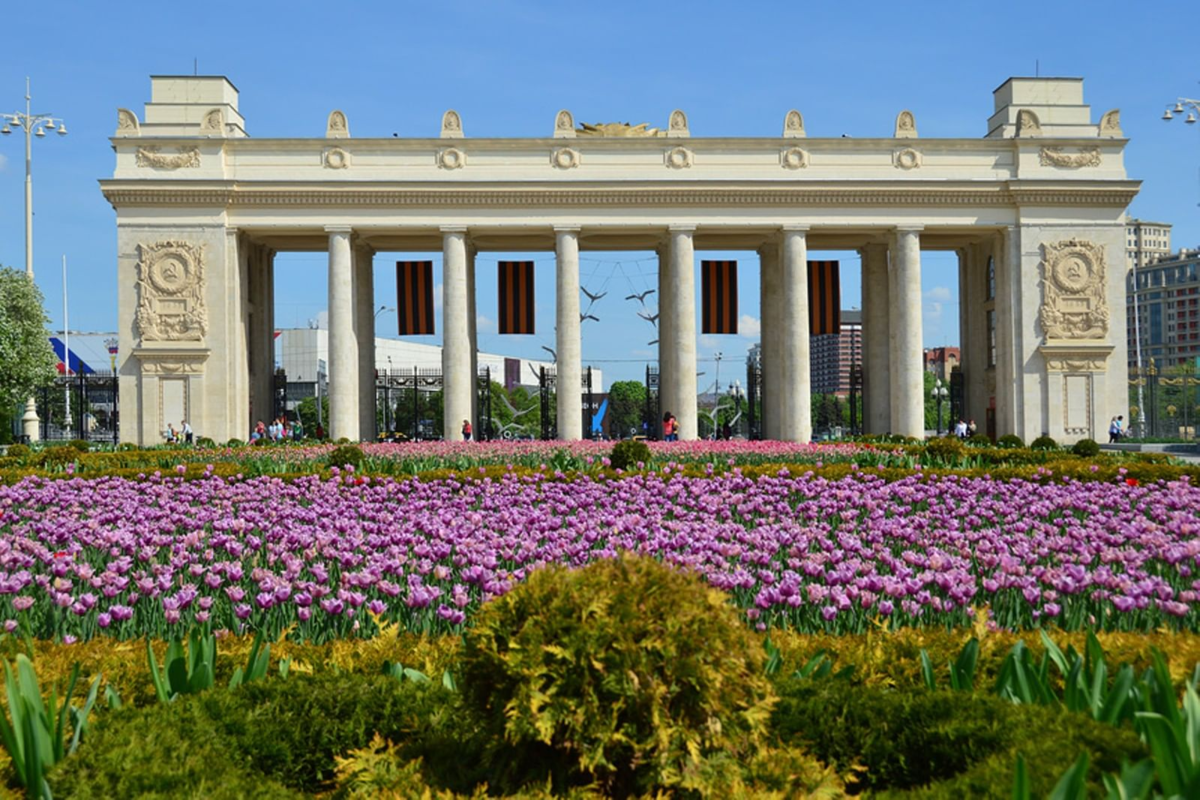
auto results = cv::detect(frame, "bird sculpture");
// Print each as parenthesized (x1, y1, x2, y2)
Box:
(581, 313, 600, 323)
(581, 288, 607, 303)
(638, 311, 660, 324)
(541, 345, 557, 361)
(625, 289, 656, 304)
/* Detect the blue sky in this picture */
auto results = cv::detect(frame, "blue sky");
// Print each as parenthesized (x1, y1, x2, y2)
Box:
(2, 0, 1198, 385)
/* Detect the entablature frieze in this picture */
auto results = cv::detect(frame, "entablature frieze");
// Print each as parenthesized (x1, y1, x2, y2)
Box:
(100, 181, 1140, 210)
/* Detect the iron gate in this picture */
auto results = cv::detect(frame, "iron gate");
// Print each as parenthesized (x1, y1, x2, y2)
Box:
(34, 371, 119, 444)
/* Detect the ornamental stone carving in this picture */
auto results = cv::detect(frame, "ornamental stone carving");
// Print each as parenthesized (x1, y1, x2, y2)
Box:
(550, 147, 581, 169)
(1039, 147, 1101, 168)
(134, 241, 208, 343)
(1044, 356, 1108, 372)
(578, 121, 662, 137)
(1099, 109, 1123, 138)
(893, 148, 921, 170)
(200, 108, 225, 136)
(1016, 109, 1043, 137)
(441, 110, 463, 138)
(780, 147, 809, 169)
(436, 147, 466, 170)
(894, 110, 917, 138)
(326, 110, 349, 138)
(139, 358, 207, 375)
(135, 146, 201, 170)
(554, 109, 576, 138)
(667, 109, 690, 137)
(664, 146, 693, 169)
(783, 110, 806, 138)
(116, 108, 140, 137)
(1038, 239, 1110, 341)
(323, 146, 351, 169)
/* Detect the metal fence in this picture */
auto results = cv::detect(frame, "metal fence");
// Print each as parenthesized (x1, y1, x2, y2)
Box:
(33, 371, 119, 444)
(1128, 361, 1200, 440)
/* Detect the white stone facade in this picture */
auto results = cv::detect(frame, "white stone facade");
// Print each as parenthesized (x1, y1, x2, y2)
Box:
(102, 75, 1137, 444)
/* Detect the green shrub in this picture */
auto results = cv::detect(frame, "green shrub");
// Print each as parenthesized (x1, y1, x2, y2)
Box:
(67, 438, 91, 453)
(997, 434, 1025, 449)
(225, 439, 245, 448)
(328, 444, 365, 470)
(1071, 438, 1101, 458)
(5, 443, 31, 460)
(772, 679, 1144, 798)
(922, 436, 966, 464)
(460, 555, 776, 797)
(967, 434, 993, 447)
(609, 439, 651, 471)
(195, 436, 217, 449)
(1030, 435, 1059, 451)
(39, 446, 78, 469)
(49, 673, 461, 798)
(115, 442, 139, 452)
(336, 437, 353, 445)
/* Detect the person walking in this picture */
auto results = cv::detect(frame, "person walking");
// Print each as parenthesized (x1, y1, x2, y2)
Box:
(967, 419, 977, 438)
(181, 419, 193, 445)
(461, 419, 472, 441)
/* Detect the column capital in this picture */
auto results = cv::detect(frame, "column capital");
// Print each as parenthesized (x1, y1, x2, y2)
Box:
(553, 225, 581, 234)
(667, 224, 697, 234)
(439, 225, 469, 234)
(893, 224, 925, 233)
(324, 225, 354, 234)
(780, 224, 811, 233)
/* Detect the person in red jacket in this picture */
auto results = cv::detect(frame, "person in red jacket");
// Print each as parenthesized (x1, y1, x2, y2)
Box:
(462, 419, 472, 441)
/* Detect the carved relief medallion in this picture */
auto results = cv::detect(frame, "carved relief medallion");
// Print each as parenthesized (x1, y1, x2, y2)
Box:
(783, 110, 805, 138)
(780, 147, 809, 169)
(550, 147, 581, 169)
(667, 109, 689, 137)
(135, 146, 201, 170)
(437, 148, 466, 170)
(441, 110, 463, 138)
(893, 148, 922, 170)
(200, 108, 224, 135)
(323, 146, 351, 169)
(1099, 109, 1122, 138)
(116, 108, 140, 136)
(1016, 109, 1043, 137)
(554, 109, 576, 138)
(664, 146, 693, 169)
(1039, 240, 1110, 340)
(327, 110, 349, 138)
(135, 241, 208, 343)
(894, 110, 917, 138)
(1039, 147, 1101, 168)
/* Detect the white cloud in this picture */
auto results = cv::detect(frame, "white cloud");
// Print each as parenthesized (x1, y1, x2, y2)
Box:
(476, 314, 495, 334)
(924, 302, 944, 320)
(433, 283, 443, 310)
(0, 153, 7, 172)
(738, 314, 761, 339)
(700, 334, 720, 349)
(925, 286, 952, 303)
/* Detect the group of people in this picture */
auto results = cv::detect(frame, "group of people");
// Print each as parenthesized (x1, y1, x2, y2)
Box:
(251, 417, 304, 444)
(1108, 415, 1126, 443)
(165, 420, 193, 445)
(661, 412, 679, 442)
(952, 418, 978, 439)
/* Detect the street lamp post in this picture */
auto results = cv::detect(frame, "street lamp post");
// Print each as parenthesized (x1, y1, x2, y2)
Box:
(932, 378, 949, 435)
(2, 78, 68, 442)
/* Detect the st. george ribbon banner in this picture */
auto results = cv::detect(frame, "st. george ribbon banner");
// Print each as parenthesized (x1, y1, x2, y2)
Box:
(498, 260, 536, 334)
(807, 260, 841, 336)
(396, 261, 435, 335)
(701, 259, 738, 334)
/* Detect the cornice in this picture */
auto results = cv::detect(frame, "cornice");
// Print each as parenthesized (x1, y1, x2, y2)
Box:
(99, 181, 1140, 210)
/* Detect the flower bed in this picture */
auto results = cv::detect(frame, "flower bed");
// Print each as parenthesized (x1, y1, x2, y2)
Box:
(1, 468, 1197, 640)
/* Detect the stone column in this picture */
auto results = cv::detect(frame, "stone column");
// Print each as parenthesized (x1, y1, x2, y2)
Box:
(758, 242, 782, 439)
(354, 243, 375, 442)
(657, 242, 673, 437)
(555, 227, 583, 440)
(995, 228, 1018, 437)
(889, 226, 924, 438)
(327, 227, 359, 441)
(667, 226, 697, 440)
(781, 226, 812, 443)
(861, 243, 891, 434)
(247, 243, 276, 435)
(467, 244, 479, 436)
(441, 227, 472, 441)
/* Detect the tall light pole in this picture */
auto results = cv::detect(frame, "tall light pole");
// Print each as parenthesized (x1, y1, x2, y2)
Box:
(2, 78, 68, 442)
(932, 377, 948, 435)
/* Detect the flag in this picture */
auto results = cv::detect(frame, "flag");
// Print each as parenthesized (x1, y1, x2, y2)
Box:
(396, 261, 435, 335)
(701, 260, 738, 334)
(807, 260, 841, 335)
(498, 261, 536, 334)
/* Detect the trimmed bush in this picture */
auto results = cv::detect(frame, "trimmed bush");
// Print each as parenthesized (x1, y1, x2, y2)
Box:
(68, 438, 91, 453)
(1071, 438, 1101, 458)
(49, 673, 461, 798)
(922, 436, 966, 464)
(772, 679, 1144, 798)
(609, 439, 651, 471)
(196, 436, 217, 448)
(967, 433, 993, 447)
(328, 444, 365, 470)
(39, 446, 79, 469)
(225, 439, 245, 448)
(460, 555, 777, 797)
(1030, 435, 1059, 451)
(5, 443, 31, 460)
(115, 442, 139, 452)
(997, 434, 1024, 449)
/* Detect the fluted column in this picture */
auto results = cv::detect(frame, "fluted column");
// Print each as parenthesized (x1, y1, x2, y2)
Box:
(781, 226, 811, 443)
(861, 242, 891, 434)
(667, 226, 697, 441)
(354, 243, 375, 441)
(467, 244, 479, 435)
(656, 242, 673, 437)
(327, 226, 359, 441)
(441, 227, 472, 441)
(555, 227, 583, 440)
(758, 242, 782, 439)
(889, 226, 924, 438)
(996, 227, 1019, 437)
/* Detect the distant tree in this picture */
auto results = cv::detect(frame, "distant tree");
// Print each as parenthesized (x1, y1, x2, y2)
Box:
(608, 380, 647, 438)
(0, 267, 58, 422)
(295, 396, 329, 438)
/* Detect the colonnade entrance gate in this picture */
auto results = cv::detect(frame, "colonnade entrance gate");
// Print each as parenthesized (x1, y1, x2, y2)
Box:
(103, 75, 1136, 445)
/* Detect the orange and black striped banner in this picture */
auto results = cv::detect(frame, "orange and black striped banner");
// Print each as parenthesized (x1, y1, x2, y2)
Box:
(807, 260, 841, 335)
(701, 260, 738, 334)
(396, 261, 435, 335)
(498, 261, 536, 334)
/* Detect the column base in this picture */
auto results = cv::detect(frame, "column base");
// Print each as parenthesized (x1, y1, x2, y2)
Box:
(21, 398, 39, 442)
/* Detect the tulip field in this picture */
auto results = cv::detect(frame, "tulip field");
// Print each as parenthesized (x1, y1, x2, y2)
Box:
(0, 441, 1198, 641)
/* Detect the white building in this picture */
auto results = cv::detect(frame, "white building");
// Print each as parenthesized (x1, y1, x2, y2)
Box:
(1127, 219, 1172, 269)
